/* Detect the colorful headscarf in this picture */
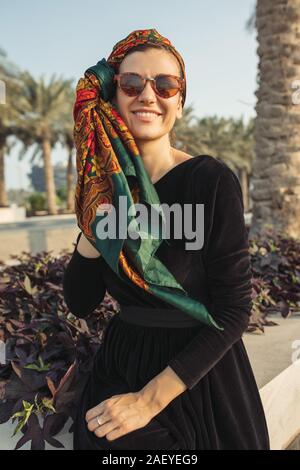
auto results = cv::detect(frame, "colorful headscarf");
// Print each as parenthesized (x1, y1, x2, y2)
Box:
(73, 28, 222, 330)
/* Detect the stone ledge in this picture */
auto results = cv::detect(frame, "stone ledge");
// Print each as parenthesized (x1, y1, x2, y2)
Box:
(260, 362, 300, 450)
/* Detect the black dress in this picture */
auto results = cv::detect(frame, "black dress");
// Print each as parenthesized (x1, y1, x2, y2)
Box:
(63, 154, 270, 450)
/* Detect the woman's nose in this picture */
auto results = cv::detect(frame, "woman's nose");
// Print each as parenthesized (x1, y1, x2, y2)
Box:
(138, 79, 157, 102)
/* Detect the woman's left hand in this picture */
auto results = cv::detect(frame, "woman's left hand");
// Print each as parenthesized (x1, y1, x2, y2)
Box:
(85, 391, 160, 441)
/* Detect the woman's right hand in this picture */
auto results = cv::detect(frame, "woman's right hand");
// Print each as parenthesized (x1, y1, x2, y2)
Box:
(76, 233, 101, 259)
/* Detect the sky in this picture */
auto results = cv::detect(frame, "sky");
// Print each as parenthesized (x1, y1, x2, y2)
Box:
(1, 0, 257, 190)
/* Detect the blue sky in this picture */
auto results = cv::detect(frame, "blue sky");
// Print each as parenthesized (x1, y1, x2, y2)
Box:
(1, 0, 257, 189)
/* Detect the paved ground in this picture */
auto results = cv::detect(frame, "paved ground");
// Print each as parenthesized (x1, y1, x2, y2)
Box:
(1, 312, 299, 450)
(243, 312, 300, 389)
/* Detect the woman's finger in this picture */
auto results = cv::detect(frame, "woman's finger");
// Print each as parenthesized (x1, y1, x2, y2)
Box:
(87, 415, 109, 432)
(85, 404, 106, 422)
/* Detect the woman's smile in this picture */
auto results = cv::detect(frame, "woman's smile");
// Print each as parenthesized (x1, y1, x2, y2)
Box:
(132, 111, 162, 123)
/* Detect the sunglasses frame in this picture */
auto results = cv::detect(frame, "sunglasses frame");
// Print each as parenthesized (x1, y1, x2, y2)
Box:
(113, 72, 185, 98)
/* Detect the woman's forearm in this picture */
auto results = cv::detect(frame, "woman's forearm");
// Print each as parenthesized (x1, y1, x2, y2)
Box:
(138, 365, 187, 414)
(76, 233, 101, 258)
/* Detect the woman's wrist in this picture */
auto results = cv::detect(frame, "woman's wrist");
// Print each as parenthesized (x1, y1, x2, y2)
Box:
(76, 233, 101, 259)
(139, 366, 187, 413)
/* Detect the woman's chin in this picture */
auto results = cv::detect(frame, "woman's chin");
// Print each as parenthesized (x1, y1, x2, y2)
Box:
(130, 125, 163, 139)
(132, 132, 160, 142)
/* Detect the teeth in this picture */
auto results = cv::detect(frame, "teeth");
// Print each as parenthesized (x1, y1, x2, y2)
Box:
(134, 112, 159, 117)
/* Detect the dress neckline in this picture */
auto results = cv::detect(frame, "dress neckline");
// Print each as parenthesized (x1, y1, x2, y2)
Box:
(152, 155, 202, 186)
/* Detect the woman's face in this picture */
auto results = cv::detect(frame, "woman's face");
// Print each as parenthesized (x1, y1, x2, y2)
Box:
(112, 48, 183, 142)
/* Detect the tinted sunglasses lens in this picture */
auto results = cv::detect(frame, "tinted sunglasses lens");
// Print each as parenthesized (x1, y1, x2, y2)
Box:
(119, 74, 181, 98)
(120, 74, 144, 96)
(156, 75, 180, 97)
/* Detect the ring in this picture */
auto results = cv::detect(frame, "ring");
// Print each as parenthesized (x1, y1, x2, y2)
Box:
(97, 416, 102, 427)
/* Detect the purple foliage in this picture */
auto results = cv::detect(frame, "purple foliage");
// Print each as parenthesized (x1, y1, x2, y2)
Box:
(0, 247, 119, 449)
(248, 229, 300, 332)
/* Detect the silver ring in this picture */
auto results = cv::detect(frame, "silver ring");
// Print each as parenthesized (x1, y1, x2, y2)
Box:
(97, 415, 102, 427)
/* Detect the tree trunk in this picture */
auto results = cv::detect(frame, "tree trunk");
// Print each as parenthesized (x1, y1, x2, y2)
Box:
(240, 168, 249, 212)
(250, 0, 300, 239)
(42, 137, 57, 215)
(66, 147, 75, 212)
(0, 139, 8, 207)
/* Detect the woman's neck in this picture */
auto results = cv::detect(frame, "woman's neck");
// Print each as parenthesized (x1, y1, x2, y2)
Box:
(135, 137, 176, 183)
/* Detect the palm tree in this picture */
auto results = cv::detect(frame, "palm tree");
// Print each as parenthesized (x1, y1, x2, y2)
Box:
(249, 0, 300, 238)
(64, 131, 76, 213)
(57, 86, 76, 212)
(229, 117, 254, 212)
(171, 104, 199, 155)
(180, 114, 253, 210)
(16, 72, 74, 215)
(173, 109, 254, 210)
(0, 48, 22, 207)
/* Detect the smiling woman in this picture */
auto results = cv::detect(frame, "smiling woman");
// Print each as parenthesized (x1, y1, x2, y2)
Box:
(64, 28, 270, 450)
(110, 43, 187, 183)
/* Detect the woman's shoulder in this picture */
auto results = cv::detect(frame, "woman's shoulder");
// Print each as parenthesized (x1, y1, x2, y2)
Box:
(189, 153, 232, 173)
(184, 154, 236, 185)
(159, 151, 240, 200)
(185, 155, 242, 205)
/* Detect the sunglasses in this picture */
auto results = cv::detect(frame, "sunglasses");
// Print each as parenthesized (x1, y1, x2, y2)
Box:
(114, 72, 185, 99)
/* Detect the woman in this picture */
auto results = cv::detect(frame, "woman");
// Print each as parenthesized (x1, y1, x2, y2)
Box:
(63, 28, 270, 450)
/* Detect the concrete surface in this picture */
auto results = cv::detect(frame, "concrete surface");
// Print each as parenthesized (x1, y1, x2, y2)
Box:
(243, 313, 300, 388)
(260, 361, 300, 450)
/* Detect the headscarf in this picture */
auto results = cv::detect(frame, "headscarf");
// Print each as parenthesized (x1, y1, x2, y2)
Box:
(73, 28, 222, 330)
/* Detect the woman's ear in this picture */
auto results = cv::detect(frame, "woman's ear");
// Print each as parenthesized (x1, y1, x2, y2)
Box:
(176, 95, 183, 119)
(177, 93, 183, 109)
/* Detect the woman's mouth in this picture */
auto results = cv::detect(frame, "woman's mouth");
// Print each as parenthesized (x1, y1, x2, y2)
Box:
(132, 112, 162, 123)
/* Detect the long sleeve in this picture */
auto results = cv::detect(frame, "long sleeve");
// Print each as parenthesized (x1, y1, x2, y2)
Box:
(62, 232, 107, 318)
(167, 165, 253, 390)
